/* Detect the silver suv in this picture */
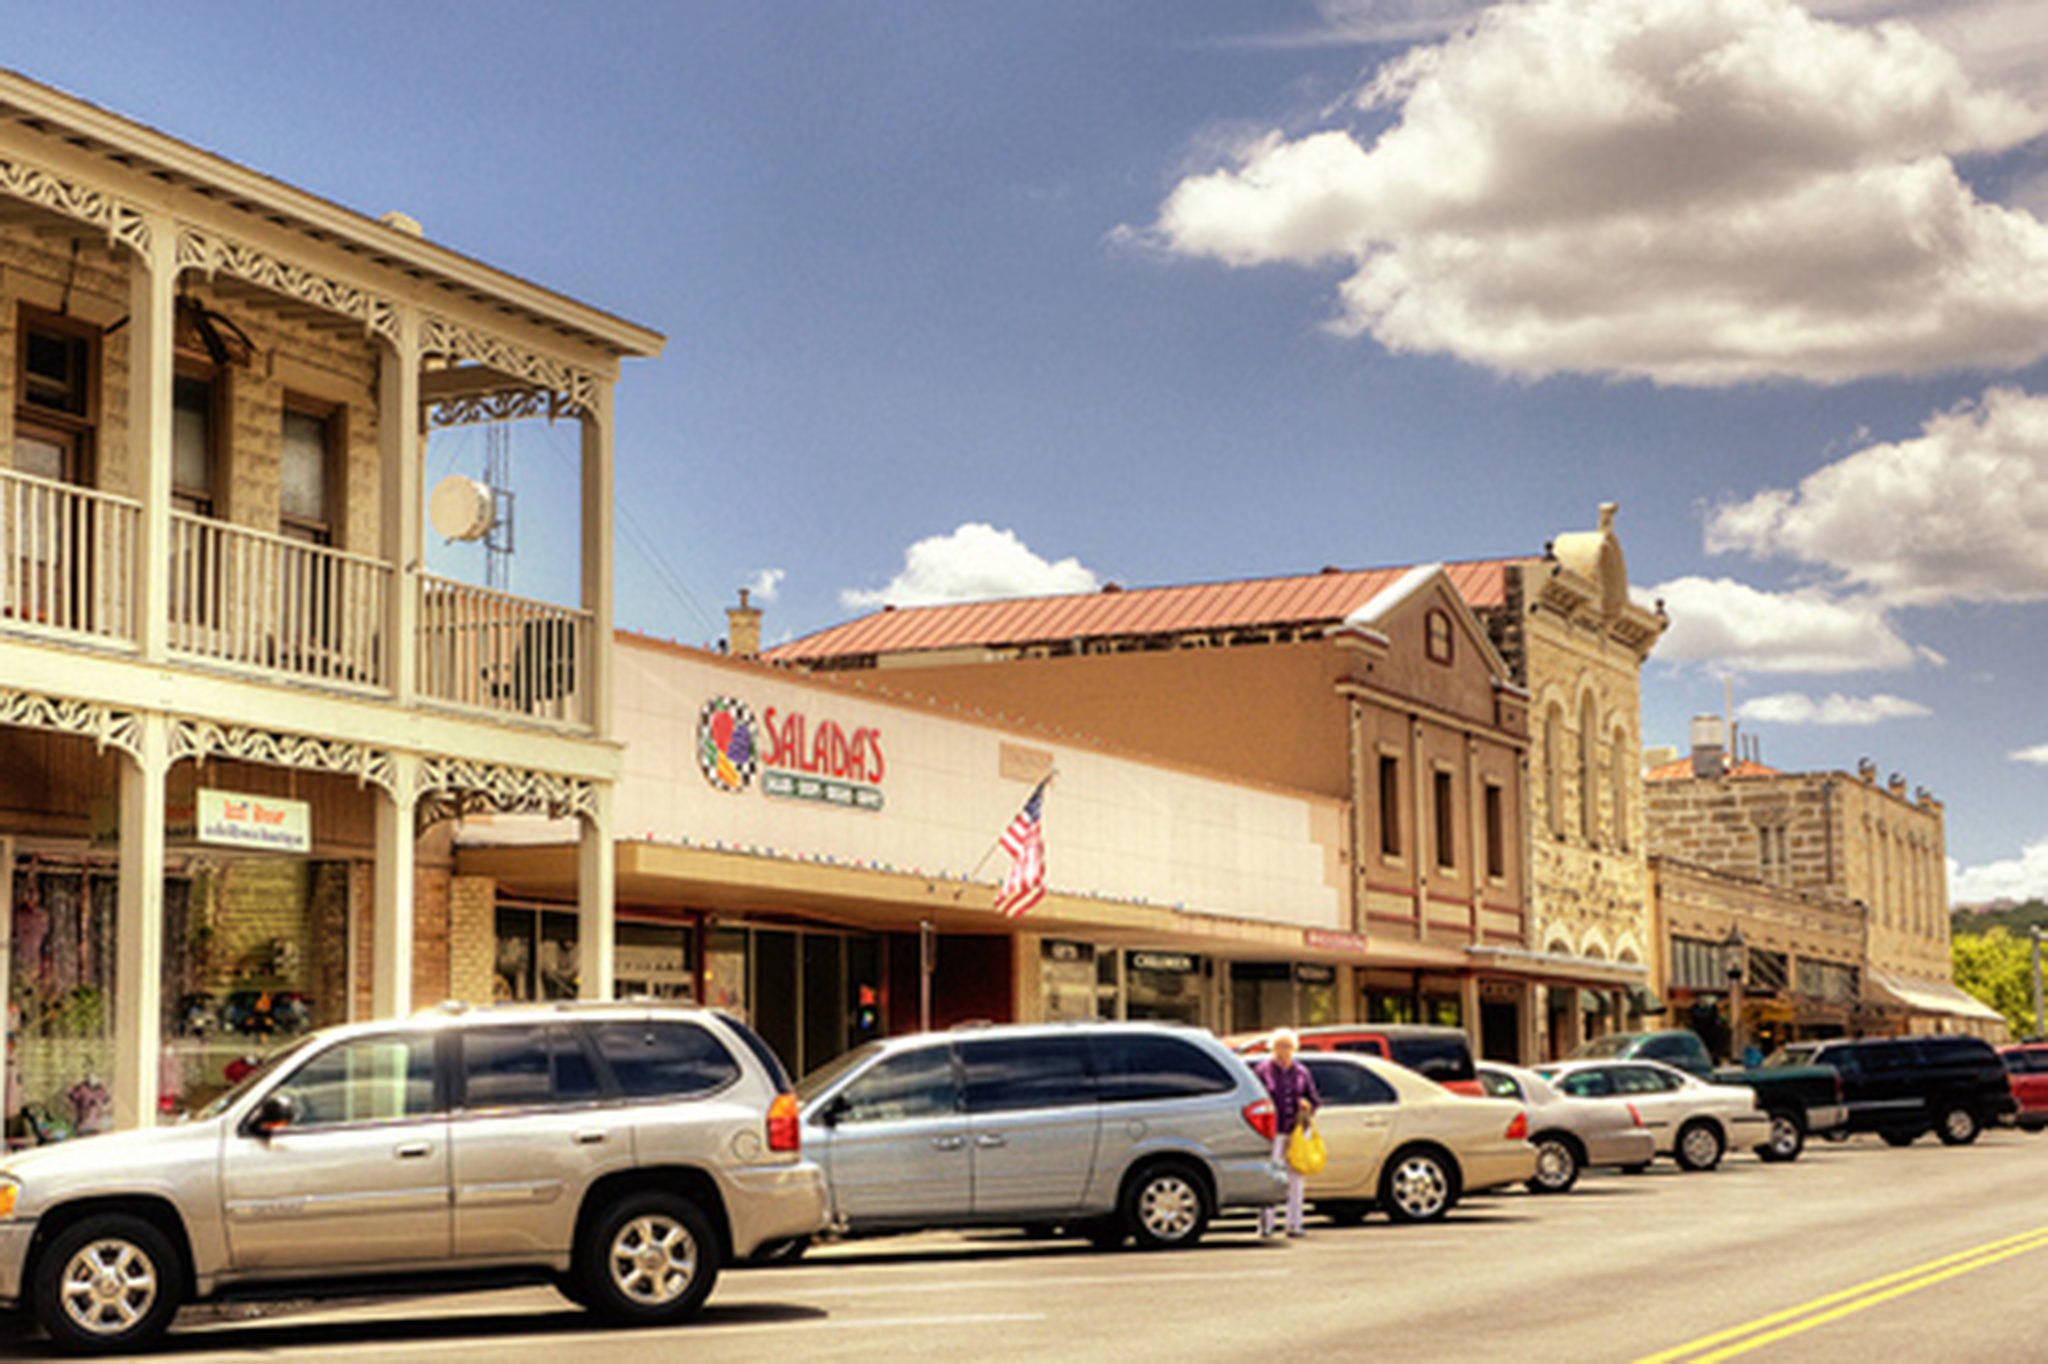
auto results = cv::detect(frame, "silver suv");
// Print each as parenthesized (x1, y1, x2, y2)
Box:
(797, 1022, 1285, 1250)
(0, 1003, 827, 1355)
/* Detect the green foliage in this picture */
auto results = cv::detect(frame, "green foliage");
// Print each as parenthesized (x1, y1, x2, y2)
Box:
(1951, 927, 2045, 1038)
(1954, 900, 2048, 937)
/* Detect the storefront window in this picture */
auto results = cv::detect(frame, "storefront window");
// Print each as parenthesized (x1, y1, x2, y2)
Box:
(7, 862, 116, 1146)
(1041, 940, 1097, 1022)
(615, 921, 694, 1002)
(494, 905, 581, 1001)
(1125, 951, 1205, 1027)
(704, 926, 749, 1020)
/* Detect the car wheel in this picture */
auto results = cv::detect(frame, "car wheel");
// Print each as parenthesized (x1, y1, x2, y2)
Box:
(1757, 1111, 1805, 1163)
(1527, 1134, 1581, 1194)
(1380, 1147, 1457, 1223)
(1317, 1201, 1370, 1227)
(1936, 1107, 1981, 1146)
(1675, 1120, 1725, 1172)
(32, 1212, 184, 1356)
(579, 1191, 720, 1325)
(1880, 1128, 1918, 1147)
(1122, 1163, 1209, 1250)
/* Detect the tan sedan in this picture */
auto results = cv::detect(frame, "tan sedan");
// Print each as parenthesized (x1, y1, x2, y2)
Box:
(1294, 1053, 1535, 1224)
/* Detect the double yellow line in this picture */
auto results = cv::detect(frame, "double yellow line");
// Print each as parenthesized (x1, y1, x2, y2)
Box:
(1637, 1224, 2048, 1363)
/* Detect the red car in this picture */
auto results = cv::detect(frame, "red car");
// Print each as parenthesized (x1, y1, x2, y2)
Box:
(1233, 1023, 1484, 1097)
(1999, 1043, 2048, 1132)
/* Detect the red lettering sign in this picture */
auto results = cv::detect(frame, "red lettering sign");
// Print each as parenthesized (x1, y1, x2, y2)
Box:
(762, 706, 884, 784)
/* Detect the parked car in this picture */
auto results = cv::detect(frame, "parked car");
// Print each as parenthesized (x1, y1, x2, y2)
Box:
(1771, 1035, 2017, 1145)
(796, 1022, 1284, 1252)
(1999, 1042, 2048, 1132)
(1233, 1024, 1482, 1096)
(1475, 1061, 1656, 1193)
(0, 1003, 827, 1356)
(1569, 1029, 1844, 1161)
(1535, 1059, 1768, 1171)
(1293, 1053, 1533, 1224)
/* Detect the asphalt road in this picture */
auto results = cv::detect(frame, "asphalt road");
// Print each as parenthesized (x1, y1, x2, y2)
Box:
(5, 1127, 2046, 1362)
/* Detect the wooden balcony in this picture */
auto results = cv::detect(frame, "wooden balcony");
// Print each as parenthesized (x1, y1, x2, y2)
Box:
(416, 577, 592, 727)
(0, 469, 141, 647)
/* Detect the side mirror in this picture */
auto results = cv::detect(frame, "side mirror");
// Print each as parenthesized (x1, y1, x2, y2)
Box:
(253, 1092, 298, 1136)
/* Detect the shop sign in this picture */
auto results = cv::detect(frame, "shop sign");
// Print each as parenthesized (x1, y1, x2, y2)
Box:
(1042, 938, 1090, 963)
(196, 789, 310, 853)
(698, 695, 885, 811)
(1130, 951, 1197, 975)
(1304, 929, 1370, 954)
(1293, 963, 1337, 987)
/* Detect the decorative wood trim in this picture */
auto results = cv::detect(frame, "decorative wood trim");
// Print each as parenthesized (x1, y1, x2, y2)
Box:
(419, 313, 596, 421)
(415, 754, 594, 828)
(0, 688, 143, 760)
(0, 155, 151, 252)
(169, 718, 398, 796)
(176, 226, 399, 342)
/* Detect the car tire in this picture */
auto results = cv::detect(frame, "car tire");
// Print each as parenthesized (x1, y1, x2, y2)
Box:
(1674, 1120, 1725, 1172)
(31, 1212, 184, 1356)
(1880, 1128, 1918, 1147)
(1936, 1107, 1981, 1146)
(1122, 1163, 1209, 1250)
(1527, 1134, 1581, 1194)
(1379, 1147, 1457, 1223)
(579, 1191, 720, 1326)
(1757, 1111, 1805, 1163)
(1317, 1201, 1371, 1227)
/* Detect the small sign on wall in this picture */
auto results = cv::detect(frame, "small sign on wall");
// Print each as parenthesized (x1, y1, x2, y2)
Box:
(197, 789, 311, 853)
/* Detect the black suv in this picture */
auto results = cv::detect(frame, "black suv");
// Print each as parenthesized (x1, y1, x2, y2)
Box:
(1787, 1035, 2016, 1146)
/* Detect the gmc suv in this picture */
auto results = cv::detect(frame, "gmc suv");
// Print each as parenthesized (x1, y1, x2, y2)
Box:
(1780, 1035, 2016, 1146)
(0, 1003, 827, 1355)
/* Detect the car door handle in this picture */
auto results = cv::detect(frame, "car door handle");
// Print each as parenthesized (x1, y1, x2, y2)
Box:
(574, 1129, 608, 1145)
(975, 1133, 1007, 1148)
(931, 1135, 967, 1151)
(394, 1141, 433, 1159)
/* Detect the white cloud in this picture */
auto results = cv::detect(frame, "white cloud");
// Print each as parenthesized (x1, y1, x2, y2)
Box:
(1136, 0, 2048, 386)
(841, 524, 1101, 610)
(1649, 576, 1919, 673)
(1708, 387, 2048, 606)
(1950, 838, 2048, 904)
(2011, 744, 2048, 765)
(746, 568, 786, 603)
(1737, 691, 1931, 725)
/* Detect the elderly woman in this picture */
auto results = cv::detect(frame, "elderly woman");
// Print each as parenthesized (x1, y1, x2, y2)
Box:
(1253, 1028, 1321, 1238)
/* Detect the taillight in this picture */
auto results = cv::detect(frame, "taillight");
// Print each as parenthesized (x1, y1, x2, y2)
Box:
(1505, 1110, 1528, 1141)
(1626, 1102, 1645, 1128)
(1243, 1098, 1277, 1141)
(767, 1091, 801, 1153)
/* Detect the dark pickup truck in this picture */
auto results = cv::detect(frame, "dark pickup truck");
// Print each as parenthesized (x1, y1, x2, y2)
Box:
(1569, 1030, 1845, 1161)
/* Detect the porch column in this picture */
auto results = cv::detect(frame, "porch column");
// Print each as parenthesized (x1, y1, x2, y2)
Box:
(128, 216, 176, 662)
(1460, 973, 1482, 1056)
(372, 754, 420, 1018)
(578, 782, 615, 1000)
(114, 715, 168, 1128)
(379, 307, 422, 705)
(580, 380, 615, 737)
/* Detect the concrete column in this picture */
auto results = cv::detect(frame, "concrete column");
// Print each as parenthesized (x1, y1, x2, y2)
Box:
(578, 781, 615, 1000)
(379, 308, 421, 705)
(372, 754, 421, 1018)
(128, 217, 176, 662)
(1460, 973, 1482, 1056)
(580, 381, 616, 738)
(114, 715, 169, 1128)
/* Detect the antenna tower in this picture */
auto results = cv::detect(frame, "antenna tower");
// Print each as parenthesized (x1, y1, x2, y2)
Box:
(483, 423, 516, 590)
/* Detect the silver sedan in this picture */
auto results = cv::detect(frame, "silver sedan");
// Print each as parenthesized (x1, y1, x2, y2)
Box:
(1536, 1059, 1769, 1172)
(1475, 1062, 1658, 1193)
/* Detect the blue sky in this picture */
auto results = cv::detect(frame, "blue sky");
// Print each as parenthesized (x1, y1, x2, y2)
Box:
(18, 0, 2048, 898)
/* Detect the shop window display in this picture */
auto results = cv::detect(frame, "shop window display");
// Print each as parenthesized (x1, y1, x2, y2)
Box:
(6, 862, 116, 1148)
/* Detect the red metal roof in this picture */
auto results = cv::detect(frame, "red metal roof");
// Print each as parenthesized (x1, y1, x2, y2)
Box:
(1645, 757, 1783, 782)
(768, 557, 1518, 662)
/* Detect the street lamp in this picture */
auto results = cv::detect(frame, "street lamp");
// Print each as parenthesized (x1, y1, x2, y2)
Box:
(1722, 926, 1749, 1065)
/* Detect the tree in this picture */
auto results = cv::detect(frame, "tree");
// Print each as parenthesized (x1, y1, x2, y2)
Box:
(1952, 928, 2042, 1038)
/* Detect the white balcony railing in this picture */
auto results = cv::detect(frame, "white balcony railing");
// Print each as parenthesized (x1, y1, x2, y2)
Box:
(417, 576, 592, 726)
(0, 468, 140, 645)
(168, 513, 390, 690)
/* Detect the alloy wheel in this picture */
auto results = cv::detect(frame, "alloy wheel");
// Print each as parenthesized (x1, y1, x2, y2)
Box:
(1136, 1173, 1201, 1243)
(57, 1236, 160, 1340)
(607, 1212, 699, 1307)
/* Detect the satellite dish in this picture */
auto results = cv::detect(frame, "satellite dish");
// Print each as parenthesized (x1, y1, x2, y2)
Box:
(429, 475, 496, 542)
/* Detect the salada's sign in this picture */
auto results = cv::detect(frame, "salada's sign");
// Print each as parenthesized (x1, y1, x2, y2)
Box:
(197, 789, 311, 853)
(698, 696, 884, 812)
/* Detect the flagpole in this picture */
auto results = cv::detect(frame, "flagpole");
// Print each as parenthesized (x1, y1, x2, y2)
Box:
(956, 771, 1057, 901)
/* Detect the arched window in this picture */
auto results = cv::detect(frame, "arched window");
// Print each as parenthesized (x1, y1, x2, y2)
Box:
(1611, 724, 1631, 853)
(1579, 694, 1600, 843)
(1543, 704, 1565, 838)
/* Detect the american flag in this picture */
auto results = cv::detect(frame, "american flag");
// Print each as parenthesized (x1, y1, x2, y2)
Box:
(994, 780, 1048, 918)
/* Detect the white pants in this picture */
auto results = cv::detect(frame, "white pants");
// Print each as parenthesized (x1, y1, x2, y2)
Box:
(1261, 1132, 1307, 1236)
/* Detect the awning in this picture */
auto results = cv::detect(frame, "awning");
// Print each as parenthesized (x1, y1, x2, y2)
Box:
(1465, 945, 1647, 989)
(1866, 970, 2005, 1024)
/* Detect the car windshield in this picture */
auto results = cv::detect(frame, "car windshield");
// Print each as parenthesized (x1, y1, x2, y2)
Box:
(187, 1037, 317, 1121)
(796, 1040, 889, 1105)
(1761, 1046, 1819, 1069)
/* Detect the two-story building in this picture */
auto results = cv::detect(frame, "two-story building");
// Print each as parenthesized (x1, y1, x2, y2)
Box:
(0, 73, 660, 1140)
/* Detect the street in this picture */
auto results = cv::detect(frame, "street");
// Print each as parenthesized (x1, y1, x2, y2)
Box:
(5, 1128, 2044, 1362)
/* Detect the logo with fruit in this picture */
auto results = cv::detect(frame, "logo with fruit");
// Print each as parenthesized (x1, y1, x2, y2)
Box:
(697, 696, 759, 793)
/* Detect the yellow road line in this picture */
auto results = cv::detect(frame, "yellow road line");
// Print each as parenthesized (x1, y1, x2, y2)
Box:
(1635, 1224, 2048, 1364)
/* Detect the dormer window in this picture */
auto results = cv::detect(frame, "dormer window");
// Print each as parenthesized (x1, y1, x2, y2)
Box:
(1426, 609, 1453, 664)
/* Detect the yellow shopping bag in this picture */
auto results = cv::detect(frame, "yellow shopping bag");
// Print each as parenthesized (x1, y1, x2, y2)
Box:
(1286, 1118, 1327, 1176)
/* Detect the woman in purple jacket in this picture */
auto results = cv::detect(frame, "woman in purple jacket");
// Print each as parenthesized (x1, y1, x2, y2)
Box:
(1253, 1028, 1321, 1238)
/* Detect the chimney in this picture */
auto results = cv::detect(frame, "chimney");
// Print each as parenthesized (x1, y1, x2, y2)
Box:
(1689, 714, 1726, 778)
(727, 589, 762, 660)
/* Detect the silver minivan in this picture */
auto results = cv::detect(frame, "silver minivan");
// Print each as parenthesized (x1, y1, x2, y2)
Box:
(0, 1003, 826, 1355)
(795, 1022, 1284, 1251)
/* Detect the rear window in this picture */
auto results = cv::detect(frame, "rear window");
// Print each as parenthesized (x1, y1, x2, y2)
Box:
(1916, 1036, 1994, 1067)
(1304, 1059, 1397, 1107)
(1330, 1038, 1391, 1059)
(1387, 1035, 1475, 1084)
(592, 1021, 741, 1098)
(961, 1036, 1095, 1113)
(1093, 1033, 1235, 1102)
(716, 1012, 795, 1091)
